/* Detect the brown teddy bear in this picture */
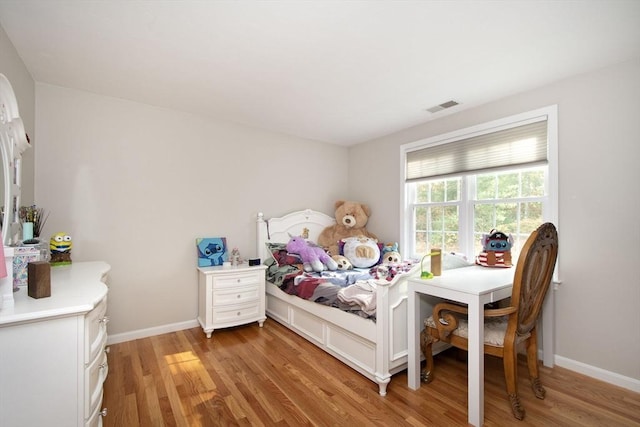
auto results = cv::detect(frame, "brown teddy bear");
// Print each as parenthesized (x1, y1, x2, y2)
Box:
(317, 200, 378, 256)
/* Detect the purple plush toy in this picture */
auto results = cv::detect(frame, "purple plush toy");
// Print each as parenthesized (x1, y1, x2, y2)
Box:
(286, 235, 338, 273)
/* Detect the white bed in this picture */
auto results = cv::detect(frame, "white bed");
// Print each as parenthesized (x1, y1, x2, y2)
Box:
(256, 208, 434, 395)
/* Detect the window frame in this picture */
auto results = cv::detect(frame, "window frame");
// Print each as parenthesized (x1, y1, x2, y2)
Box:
(399, 105, 558, 260)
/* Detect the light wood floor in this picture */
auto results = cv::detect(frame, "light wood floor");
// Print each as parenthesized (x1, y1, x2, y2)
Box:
(103, 320, 640, 426)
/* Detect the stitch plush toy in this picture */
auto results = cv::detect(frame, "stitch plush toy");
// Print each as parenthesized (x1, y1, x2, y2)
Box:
(476, 229, 514, 267)
(286, 235, 338, 273)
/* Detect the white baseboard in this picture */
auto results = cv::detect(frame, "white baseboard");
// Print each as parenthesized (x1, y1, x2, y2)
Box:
(107, 319, 199, 345)
(554, 354, 640, 393)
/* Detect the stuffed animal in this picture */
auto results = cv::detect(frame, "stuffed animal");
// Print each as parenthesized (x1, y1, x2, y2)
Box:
(50, 232, 73, 266)
(381, 242, 401, 264)
(382, 242, 398, 255)
(476, 229, 514, 267)
(341, 235, 380, 268)
(286, 235, 338, 273)
(317, 200, 378, 256)
(331, 254, 353, 270)
(381, 250, 402, 265)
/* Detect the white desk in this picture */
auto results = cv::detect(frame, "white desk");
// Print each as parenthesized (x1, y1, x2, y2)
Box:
(407, 266, 519, 427)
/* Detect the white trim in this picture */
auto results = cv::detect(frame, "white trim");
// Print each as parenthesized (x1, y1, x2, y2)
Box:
(106, 319, 199, 345)
(554, 355, 640, 393)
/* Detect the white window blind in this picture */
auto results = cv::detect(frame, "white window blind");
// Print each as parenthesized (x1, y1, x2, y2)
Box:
(406, 119, 548, 181)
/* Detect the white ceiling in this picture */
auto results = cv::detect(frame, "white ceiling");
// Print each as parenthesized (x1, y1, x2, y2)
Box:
(1, 1, 639, 146)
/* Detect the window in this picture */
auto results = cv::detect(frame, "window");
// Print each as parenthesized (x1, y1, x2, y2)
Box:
(401, 106, 558, 261)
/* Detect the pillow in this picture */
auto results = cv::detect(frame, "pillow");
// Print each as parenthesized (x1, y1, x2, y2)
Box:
(341, 236, 381, 268)
(265, 242, 303, 267)
(338, 238, 384, 267)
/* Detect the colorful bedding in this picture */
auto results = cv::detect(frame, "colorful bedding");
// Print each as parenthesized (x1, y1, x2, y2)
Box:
(264, 242, 417, 320)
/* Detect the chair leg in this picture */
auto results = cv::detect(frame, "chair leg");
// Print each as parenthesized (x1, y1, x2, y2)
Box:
(503, 345, 525, 420)
(527, 329, 546, 399)
(419, 329, 435, 383)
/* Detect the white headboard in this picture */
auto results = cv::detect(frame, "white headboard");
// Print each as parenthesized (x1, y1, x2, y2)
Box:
(256, 209, 336, 263)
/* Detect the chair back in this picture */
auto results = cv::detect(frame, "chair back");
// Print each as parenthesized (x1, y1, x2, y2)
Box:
(511, 223, 558, 336)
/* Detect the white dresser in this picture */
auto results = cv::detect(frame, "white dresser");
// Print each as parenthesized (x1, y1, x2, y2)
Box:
(0, 261, 110, 427)
(197, 264, 267, 338)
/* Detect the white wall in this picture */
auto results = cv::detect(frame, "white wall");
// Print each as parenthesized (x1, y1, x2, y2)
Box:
(348, 59, 640, 383)
(34, 84, 349, 336)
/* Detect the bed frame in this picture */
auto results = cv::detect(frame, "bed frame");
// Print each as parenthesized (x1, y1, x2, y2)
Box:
(256, 208, 430, 395)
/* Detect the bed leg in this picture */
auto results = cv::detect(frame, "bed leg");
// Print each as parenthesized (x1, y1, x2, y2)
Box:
(375, 376, 391, 396)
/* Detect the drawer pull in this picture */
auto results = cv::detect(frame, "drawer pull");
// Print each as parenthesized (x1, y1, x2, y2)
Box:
(99, 316, 110, 324)
(237, 278, 241, 283)
(237, 294, 241, 299)
(100, 362, 108, 370)
(237, 312, 241, 316)
(99, 408, 108, 417)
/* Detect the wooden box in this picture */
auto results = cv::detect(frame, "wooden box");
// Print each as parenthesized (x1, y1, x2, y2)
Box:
(28, 261, 51, 299)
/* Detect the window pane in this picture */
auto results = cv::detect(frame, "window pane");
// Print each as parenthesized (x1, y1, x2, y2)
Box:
(522, 170, 545, 197)
(474, 203, 495, 231)
(444, 232, 460, 253)
(519, 202, 543, 233)
(415, 231, 428, 254)
(415, 206, 427, 229)
(496, 203, 518, 233)
(476, 175, 495, 200)
(444, 205, 459, 229)
(431, 181, 445, 202)
(445, 179, 460, 201)
(416, 183, 429, 203)
(430, 206, 444, 230)
(497, 172, 519, 199)
(429, 232, 443, 249)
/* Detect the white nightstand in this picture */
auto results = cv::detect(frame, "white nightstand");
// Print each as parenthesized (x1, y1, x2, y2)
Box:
(197, 264, 267, 338)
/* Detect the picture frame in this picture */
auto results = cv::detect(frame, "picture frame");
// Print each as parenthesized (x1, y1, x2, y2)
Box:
(196, 237, 228, 267)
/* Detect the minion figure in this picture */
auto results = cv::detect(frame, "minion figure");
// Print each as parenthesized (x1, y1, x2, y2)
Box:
(50, 232, 73, 266)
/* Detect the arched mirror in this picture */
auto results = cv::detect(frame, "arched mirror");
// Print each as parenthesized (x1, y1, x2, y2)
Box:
(0, 73, 31, 246)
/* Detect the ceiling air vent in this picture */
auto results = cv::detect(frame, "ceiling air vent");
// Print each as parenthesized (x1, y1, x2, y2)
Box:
(426, 100, 459, 114)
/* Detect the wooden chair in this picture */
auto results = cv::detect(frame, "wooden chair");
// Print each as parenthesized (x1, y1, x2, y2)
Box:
(420, 222, 558, 420)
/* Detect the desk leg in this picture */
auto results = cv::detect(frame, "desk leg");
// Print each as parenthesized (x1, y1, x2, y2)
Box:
(408, 288, 421, 390)
(467, 297, 484, 427)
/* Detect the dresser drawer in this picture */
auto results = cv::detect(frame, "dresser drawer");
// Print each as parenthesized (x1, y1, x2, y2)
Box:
(213, 271, 261, 289)
(85, 297, 108, 363)
(85, 390, 105, 427)
(212, 285, 260, 306)
(85, 349, 108, 418)
(212, 302, 261, 325)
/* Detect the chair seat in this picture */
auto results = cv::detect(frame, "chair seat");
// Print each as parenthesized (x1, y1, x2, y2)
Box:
(424, 315, 530, 347)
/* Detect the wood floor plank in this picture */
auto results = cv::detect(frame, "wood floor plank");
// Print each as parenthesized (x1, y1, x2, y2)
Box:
(103, 320, 640, 426)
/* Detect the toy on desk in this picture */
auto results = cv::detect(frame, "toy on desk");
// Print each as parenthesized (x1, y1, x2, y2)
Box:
(49, 232, 73, 266)
(476, 229, 513, 267)
(420, 249, 442, 279)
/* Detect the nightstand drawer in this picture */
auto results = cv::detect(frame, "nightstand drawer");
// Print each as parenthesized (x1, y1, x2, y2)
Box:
(212, 302, 261, 324)
(213, 271, 261, 288)
(212, 285, 260, 306)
